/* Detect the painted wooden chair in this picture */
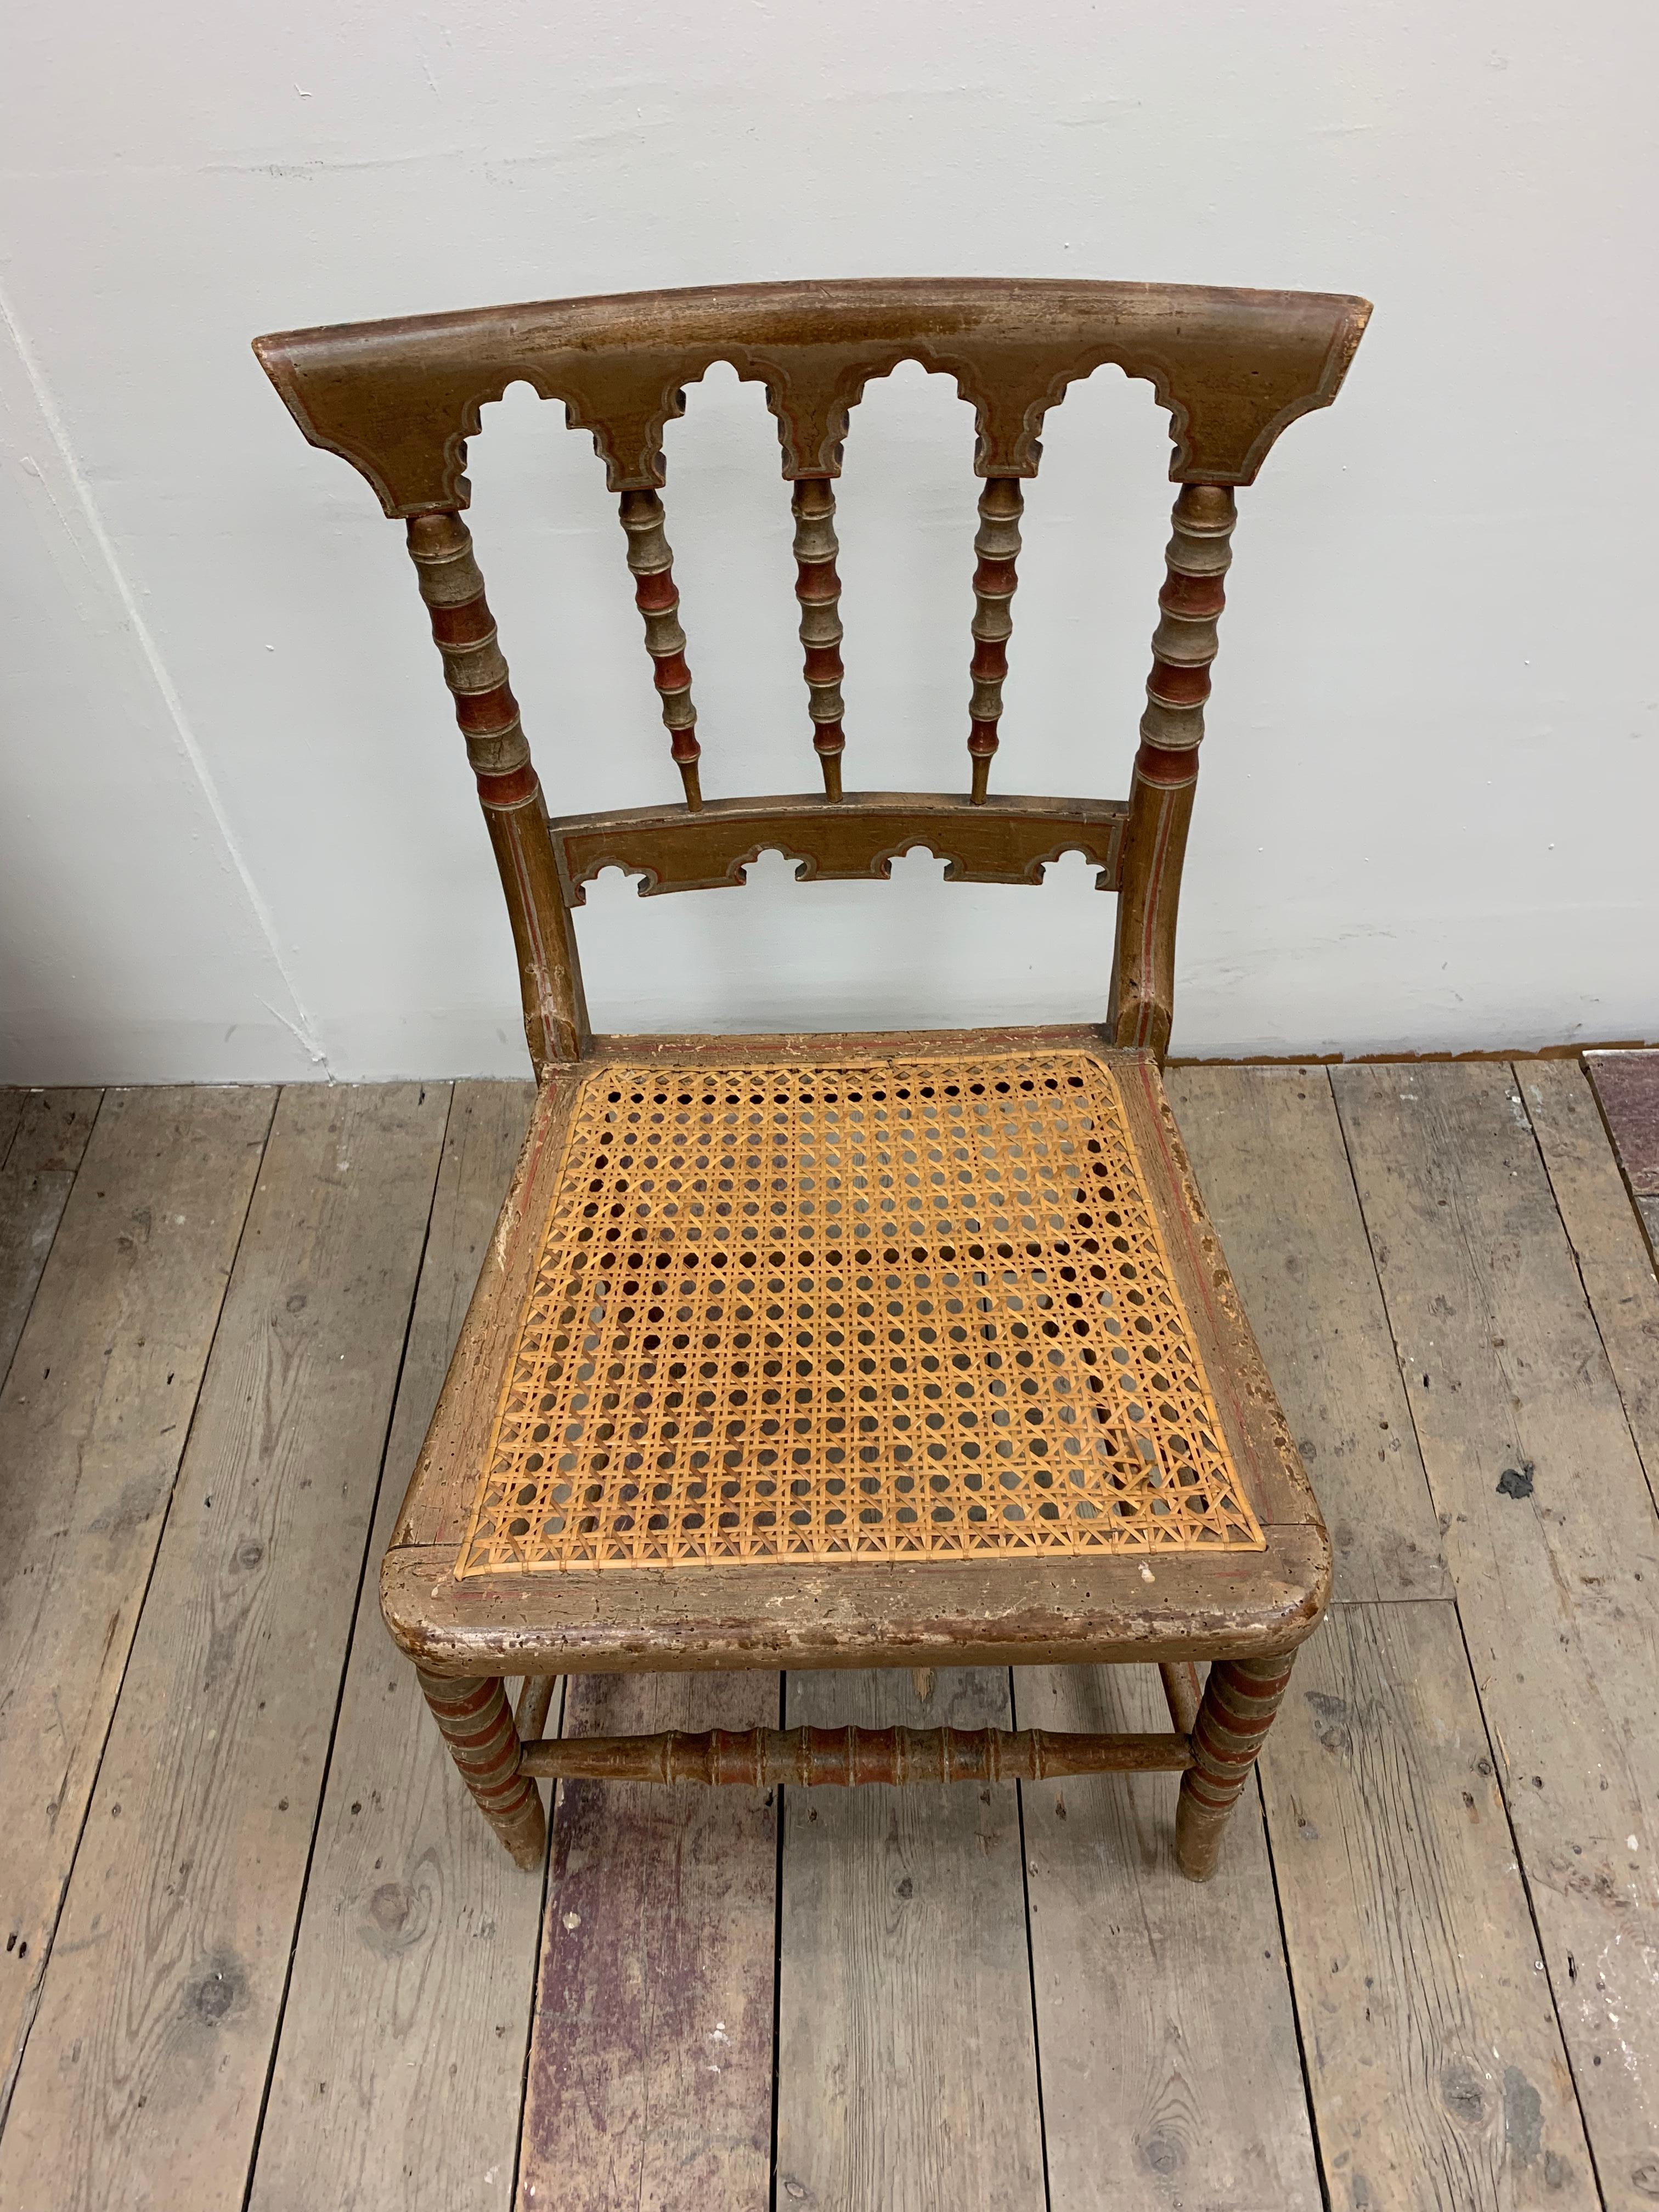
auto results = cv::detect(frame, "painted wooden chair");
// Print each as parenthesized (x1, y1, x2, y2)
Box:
(255, 278, 1368, 1882)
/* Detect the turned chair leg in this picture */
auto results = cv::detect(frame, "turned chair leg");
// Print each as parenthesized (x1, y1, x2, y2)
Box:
(1175, 1653, 1295, 1882)
(417, 1668, 546, 1870)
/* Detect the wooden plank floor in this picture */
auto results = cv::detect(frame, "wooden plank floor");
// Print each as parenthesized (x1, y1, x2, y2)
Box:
(0, 1061, 1654, 2212)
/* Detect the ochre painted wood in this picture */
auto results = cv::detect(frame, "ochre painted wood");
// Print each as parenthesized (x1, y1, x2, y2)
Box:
(775, 1666, 1046, 2208)
(406, 513, 587, 1072)
(417, 1672, 545, 1870)
(551, 789, 1125, 902)
(618, 487, 702, 806)
(383, 1528, 1328, 1679)
(1158, 1656, 1201, 1734)
(967, 477, 1022, 803)
(0, 1086, 446, 2212)
(1175, 1650, 1294, 1880)
(0, 1087, 273, 2097)
(252, 278, 1370, 511)
(1259, 1601, 1596, 2209)
(518, 1723, 1190, 1784)
(0, 1087, 101, 1391)
(1166, 1065, 1449, 1601)
(1332, 1063, 1659, 2208)
(246, 1082, 543, 2212)
(1018, 1660, 1322, 2210)
(1110, 483, 1236, 1058)
(518, 1669, 778, 2212)
(792, 477, 845, 797)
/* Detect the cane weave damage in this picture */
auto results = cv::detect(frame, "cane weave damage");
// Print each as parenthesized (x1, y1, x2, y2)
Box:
(458, 1052, 1263, 1575)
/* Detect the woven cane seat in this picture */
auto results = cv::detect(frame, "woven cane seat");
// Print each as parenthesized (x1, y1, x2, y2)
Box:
(455, 1047, 1265, 1578)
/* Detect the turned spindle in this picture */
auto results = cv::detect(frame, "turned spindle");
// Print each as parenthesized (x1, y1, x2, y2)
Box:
(418, 1671, 546, 1871)
(619, 488, 702, 809)
(967, 477, 1023, 804)
(792, 478, 846, 800)
(1109, 483, 1237, 1058)
(518, 1723, 1191, 1787)
(405, 513, 587, 1074)
(1176, 1652, 1293, 1881)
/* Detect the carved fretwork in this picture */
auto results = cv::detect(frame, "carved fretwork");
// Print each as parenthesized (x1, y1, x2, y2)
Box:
(255, 280, 1371, 515)
(968, 477, 1023, 804)
(619, 488, 702, 808)
(549, 791, 1125, 905)
(792, 478, 845, 799)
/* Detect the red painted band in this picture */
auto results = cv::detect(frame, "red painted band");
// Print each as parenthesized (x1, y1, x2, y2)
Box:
(1158, 572, 1227, 617)
(634, 569, 679, 613)
(1146, 658, 1212, 706)
(1134, 741, 1200, 788)
(427, 598, 494, 647)
(476, 763, 541, 809)
(803, 645, 844, 682)
(973, 557, 1018, 595)
(651, 651, 691, 692)
(795, 561, 842, 601)
(970, 640, 1008, 680)
(456, 684, 521, 735)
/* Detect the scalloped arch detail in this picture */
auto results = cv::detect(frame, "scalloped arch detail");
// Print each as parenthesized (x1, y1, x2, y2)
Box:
(253, 277, 1369, 515)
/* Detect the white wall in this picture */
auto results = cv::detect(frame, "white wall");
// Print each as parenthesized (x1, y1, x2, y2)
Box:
(1, 0, 1654, 1082)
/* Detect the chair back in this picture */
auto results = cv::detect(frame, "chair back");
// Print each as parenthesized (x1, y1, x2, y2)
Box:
(255, 278, 1369, 1070)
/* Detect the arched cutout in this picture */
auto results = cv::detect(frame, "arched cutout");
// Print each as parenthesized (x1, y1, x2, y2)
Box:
(833, 359, 982, 792)
(1010, 362, 1175, 800)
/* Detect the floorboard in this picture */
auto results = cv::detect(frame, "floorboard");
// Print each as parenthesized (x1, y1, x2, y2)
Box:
(1332, 1061, 1659, 2212)
(0, 1090, 100, 1390)
(1167, 1064, 1448, 1602)
(775, 1666, 1046, 2212)
(247, 1081, 541, 2212)
(0, 1084, 447, 2212)
(0, 1085, 273, 2116)
(1260, 1600, 1595, 2208)
(518, 1669, 780, 2212)
(0, 1093, 27, 1170)
(1523, 1059, 1659, 1514)
(3, 1062, 1654, 2208)
(1017, 1660, 1321, 2211)
(1586, 1051, 1659, 1265)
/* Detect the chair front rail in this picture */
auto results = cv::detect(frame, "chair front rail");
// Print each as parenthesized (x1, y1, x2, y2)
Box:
(968, 477, 1023, 804)
(518, 1722, 1193, 1786)
(619, 488, 703, 808)
(792, 478, 846, 799)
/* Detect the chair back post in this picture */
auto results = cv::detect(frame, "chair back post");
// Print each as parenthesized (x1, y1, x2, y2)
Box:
(1109, 483, 1236, 1059)
(405, 511, 588, 1073)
